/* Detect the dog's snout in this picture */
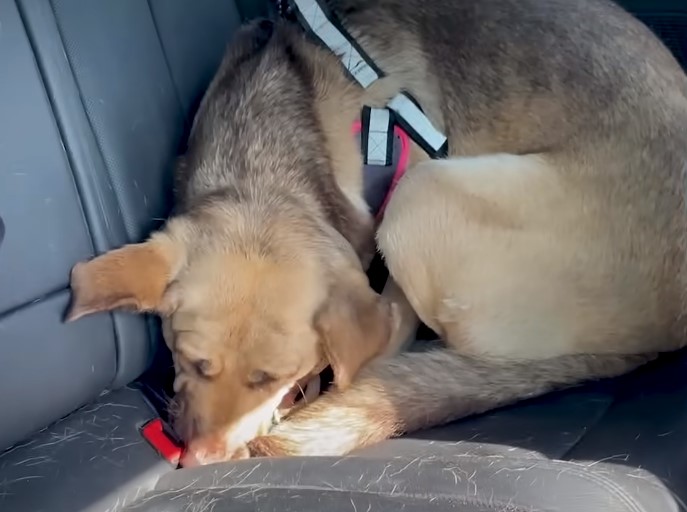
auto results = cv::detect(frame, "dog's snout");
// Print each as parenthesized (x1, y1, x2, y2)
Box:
(179, 448, 202, 468)
(170, 394, 200, 444)
(174, 417, 197, 445)
(180, 434, 250, 467)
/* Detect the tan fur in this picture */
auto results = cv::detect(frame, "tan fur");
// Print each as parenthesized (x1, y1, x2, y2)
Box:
(236, 0, 687, 458)
(64, 14, 404, 464)
(67, 0, 687, 464)
(67, 229, 187, 320)
(68, 192, 397, 465)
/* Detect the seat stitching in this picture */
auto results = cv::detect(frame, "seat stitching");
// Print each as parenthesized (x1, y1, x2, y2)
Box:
(145, 0, 188, 133)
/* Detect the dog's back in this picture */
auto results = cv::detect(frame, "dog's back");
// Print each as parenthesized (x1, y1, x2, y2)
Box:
(174, 20, 375, 258)
(325, 0, 687, 353)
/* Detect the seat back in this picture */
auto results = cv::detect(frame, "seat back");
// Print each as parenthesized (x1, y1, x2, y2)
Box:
(0, 0, 242, 451)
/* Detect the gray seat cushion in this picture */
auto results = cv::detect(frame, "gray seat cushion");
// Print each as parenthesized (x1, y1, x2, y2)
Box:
(0, 2, 246, 510)
(124, 446, 679, 512)
(0, 0, 241, 452)
(1, 1, 686, 511)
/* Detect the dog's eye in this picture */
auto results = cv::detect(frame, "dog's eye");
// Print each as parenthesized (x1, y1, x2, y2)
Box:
(247, 370, 277, 388)
(193, 359, 215, 378)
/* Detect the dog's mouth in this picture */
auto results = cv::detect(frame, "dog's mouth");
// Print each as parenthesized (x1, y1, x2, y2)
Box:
(274, 364, 332, 423)
(276, 373, 322, 417)
(176, 366, 334, 467)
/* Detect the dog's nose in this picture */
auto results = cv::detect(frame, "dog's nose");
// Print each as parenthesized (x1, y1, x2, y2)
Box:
(180, 442, 221, 467)
(180, 437, 252, 467)
(179, 448, 202, 468)
(179, 435, 233, 467)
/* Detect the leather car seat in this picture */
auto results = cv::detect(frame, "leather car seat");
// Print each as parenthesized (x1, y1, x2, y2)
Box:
(0, 0, 685, 511)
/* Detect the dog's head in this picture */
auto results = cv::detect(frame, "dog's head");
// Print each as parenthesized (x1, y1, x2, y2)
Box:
(66, 207, 397, 464)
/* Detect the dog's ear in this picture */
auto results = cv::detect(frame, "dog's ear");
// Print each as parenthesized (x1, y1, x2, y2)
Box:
(314, 269, 399, 390)
(66, 232, 186, 322)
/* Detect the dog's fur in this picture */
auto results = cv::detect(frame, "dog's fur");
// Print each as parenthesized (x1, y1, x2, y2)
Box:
(67, 19, 400, 464)
(68, 0, 687, 463)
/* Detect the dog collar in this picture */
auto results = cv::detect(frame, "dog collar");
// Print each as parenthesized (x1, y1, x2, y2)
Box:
(284, 0, 448, 157)
(276, 0, 449, 213)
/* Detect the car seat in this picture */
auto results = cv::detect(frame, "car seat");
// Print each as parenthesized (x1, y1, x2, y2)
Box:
(0, 1, 685, 511)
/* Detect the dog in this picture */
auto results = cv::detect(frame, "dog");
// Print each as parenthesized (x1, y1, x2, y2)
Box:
(67, 0, 687, 464)
(66, 19, 402, 465)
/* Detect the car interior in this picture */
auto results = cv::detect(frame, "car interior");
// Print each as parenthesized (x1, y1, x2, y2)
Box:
(1, 0, 687, 510)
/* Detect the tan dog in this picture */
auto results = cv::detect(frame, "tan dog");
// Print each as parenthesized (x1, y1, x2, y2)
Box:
(66, 20, 401, 465)
(68, 0, 687, 463)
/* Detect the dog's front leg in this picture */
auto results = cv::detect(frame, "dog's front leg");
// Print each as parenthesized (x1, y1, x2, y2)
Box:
(379, 277, 420, 357)
(243, 349, 650, 458)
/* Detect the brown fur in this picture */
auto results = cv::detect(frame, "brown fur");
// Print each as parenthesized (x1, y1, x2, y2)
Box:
(67, 0, 687, 463)
(66, 19, 398, 465)
(241, 0, 687, 458)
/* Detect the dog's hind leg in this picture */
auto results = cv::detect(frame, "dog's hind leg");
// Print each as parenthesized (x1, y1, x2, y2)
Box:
(379, 154, 664, 359)
(379, 154, 579, 359)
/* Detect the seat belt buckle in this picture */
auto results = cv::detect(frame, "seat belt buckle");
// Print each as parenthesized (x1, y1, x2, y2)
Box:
(141, 418, 183, 466)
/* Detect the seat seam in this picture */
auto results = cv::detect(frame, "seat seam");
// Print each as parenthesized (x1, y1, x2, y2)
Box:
(446, 454, 661, 512)
(157, 454, 668, 512)
(145, 0, 189, 135)
(45, 0, 126, 246)
(13, 0, 99, 256)
(0, 286, 68, 323)
(558, 393, 618, 460)
(145, 485, 539, 511)
(46, 2, 124, 382)
(16, 0, 124, 385)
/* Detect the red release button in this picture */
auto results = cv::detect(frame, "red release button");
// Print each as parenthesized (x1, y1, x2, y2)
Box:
(141, 418, 183, 465)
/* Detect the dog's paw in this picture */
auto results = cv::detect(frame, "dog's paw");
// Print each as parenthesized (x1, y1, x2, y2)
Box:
(224, 436, 297, 460)
(246, 435, 298, 458)
(226, 443, 252, 461)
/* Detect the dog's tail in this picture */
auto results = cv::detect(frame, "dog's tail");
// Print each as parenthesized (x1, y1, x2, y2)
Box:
(265, 349, 654, 456)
